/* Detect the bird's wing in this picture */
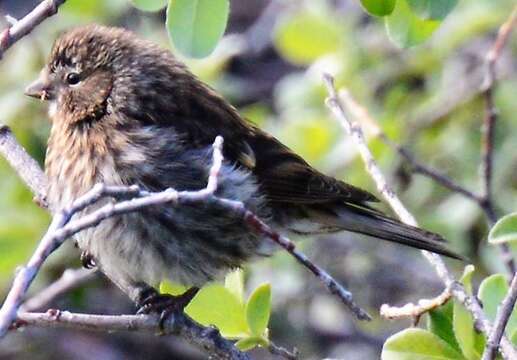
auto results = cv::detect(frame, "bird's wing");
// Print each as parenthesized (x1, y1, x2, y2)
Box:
(133, 78, 379, 207)
(244, 126, 379, 205)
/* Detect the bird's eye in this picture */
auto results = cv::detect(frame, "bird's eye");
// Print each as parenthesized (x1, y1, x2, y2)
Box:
(66, 72, 81, 85)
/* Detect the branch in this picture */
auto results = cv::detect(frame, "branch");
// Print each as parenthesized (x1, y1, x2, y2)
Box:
(268, 342, 299, 360)
(480, 7, 517, 360)
(336, 90, 481, 203)
(323, 73, 517, 360)
(483, 273, 517, 360)
(380, 287, 452, 322)
(20, 268, 96, 312)
(13, 310, 250, 360)
(335, 77, 516, 274)
(480, 5, 517, 221)
(0, 0, 66, 58)
(0, 125, 48, 207)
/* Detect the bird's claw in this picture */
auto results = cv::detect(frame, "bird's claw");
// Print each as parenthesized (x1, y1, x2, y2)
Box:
(137, 287, 199, 330)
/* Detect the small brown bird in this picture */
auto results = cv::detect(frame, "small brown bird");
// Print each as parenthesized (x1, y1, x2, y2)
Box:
(25, 25, 459, 316)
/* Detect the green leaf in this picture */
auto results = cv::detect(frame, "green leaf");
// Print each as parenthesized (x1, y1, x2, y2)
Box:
(385, 0, 440, 48)
(235, 336, 269, 351)
(185, 284, 248, 338)
(478, 274, 517, 338)
(225, 269, 245, 304)
(274, 12, 342, 65)
(407, 0, 458, 20)
(453, 265, 485, 360)
(428, 300, 462, 353)
(246, 283, 271, 337)
(488, 212, 517, 245)
(130, 0, 168, 12)
(381, 328, 464, 360)
(160, 279, 188, 296)
(166, 0, 230, 58)
(360, 0, 396, 16)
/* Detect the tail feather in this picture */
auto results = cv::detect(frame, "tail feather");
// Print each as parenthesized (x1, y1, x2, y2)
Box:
(313, 204, 463, 260)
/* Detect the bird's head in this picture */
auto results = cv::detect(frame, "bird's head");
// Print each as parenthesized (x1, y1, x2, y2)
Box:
(25, 24, 186, 127)
(25, 25, 125, 125)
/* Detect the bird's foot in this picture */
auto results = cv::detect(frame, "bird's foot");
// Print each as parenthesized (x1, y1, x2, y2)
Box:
(80, 251, 96, 269)
(137, 287, 199, 330)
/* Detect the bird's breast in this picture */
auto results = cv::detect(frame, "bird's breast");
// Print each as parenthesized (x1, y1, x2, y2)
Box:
(45, 124, 123, 210)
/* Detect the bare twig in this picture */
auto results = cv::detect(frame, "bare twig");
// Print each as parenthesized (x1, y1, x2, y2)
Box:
(0, 0, 66, 58)
(0, 125, 48, 206)
(13, 310, 250, 360)
(20, 268, 96, 312)
(483, 273, 517, 360)
(268, 342, 299, 360)
(338, 90, 482, 203)
(380, 287, 452, 321)
(480, 5, 517, 217)
(241, 202, 370, 320)
(337, 77, 516, 274)
(323, 73, 517, 359)
(480, 7, 517, 360)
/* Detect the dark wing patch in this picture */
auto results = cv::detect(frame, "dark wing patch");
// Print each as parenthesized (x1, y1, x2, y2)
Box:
(246, 126, 379, 205)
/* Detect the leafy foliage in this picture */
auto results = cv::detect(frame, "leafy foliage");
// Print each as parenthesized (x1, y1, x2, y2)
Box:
(161, 270, 272, 350)
(383, 265, 517, 359)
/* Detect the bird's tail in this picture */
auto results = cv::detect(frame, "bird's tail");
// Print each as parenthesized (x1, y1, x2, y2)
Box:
(313, 204, 463, 260)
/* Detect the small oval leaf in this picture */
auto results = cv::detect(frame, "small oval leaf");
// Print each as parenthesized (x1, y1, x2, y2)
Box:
(382, 328, 464, 360)
(360, 0, 397, 17)
(488, 212, 517, 244)
(246, 283, 271, 337)
(385, 0, 440, 48)
(166, 0, 230, 58)
(130, 0, 168, 12)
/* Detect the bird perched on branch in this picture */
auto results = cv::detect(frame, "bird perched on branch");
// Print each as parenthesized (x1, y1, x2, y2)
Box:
(25, 25, 460, 318)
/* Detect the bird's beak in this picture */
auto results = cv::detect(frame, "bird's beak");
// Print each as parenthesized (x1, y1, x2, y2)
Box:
(25, 75, 53, 100)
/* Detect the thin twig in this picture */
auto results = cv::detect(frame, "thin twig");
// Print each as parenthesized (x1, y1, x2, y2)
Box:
(20, 268, 96, 312)
(0, 125, 48, 207)
(13, 310, 250, 360)
(480, 5, 517, 215)
(0, 0, 66, 58)
(240, 201, 370, 320)
(268, 342, 299, 360)
(323, 73, 517, 359)
(337, 80, 516, 274)
(483, 273, 517, 360)
(480, 6, 517, 360)
(380, 287, 452, 321)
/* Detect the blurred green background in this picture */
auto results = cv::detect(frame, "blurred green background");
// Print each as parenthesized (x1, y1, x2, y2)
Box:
(0, 0, 516, 358)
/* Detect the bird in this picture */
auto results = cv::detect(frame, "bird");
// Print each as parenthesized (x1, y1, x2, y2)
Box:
(25, 24, 460, 318)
